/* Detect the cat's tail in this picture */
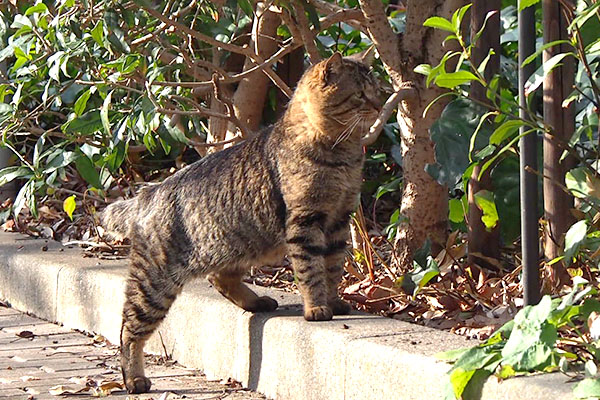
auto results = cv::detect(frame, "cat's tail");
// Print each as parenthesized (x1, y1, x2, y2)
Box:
(100, 198, 138, 237)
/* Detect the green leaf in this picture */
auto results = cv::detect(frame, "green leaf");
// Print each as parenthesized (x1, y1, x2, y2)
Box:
(518, 0, 541, 11)
(565, 167, 598, 199)
(237, 0, 254, 17)
(427, 99, 492, 186)
(449, 367, 475, 399)
(302, 0, 321, 31)
(63, 195, 76, 221)
(0, 166, 32, 186)
(448, 197, 465, 224)
(491, 157, 522, 243)
(401, 256, 439, 296)
(435, 71, 482, 89)
(75, 154, 102, 189)
(25, 3, 48, 15)
(585, 38, 600, 55)
(489, 120, 524, 145)
(436, 347, 471, 362)
(164, 118, 189, 143)
(521, 40, 572, 68)
(474, 190, 499, 230)
(74, 89, 92, 116)
(45, 151, 77, 173)
(375, 178, 402, 200)
(91, 20, 105, 47)
(451, 4, 472, 33)
(501, 296, 558, 371)
(105, 142, 126, 172)
(574, 378, 600, 399)
(0, 36, 31, 63)
(63, 110, 103, 135)
(524, 52, 574, 96)
(32, 134, 46, 169)
(423, 16, 455, 33)
(414, 64, 432, 76)
(101, 90, 113, 135)
(564, 220, 588, 264)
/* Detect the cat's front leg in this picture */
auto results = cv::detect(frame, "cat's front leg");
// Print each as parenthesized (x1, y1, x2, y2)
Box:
(324, 211, 353, 315)
(286, 210, 332, 321)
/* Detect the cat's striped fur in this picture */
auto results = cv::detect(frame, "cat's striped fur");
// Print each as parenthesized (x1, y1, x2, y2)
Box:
(101, 53, 381, 394)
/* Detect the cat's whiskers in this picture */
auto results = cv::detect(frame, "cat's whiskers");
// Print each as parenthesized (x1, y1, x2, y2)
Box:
(332, 115, 362, 149)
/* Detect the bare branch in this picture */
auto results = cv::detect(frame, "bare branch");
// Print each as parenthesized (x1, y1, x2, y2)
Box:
(357, 0, 403, 87)
(142, 5, 251, 57)
(189, 135, 243, 148)
(291, 2, 321, 63)
(320, 8, 364, 27)
(211, 74, 251, 138)
(144, 81, 229, 119)
(307, 0, 366, 33)
(361, 87, 417, 146)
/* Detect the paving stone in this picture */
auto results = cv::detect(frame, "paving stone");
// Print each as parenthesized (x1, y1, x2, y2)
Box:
(0, 307, 266, 400)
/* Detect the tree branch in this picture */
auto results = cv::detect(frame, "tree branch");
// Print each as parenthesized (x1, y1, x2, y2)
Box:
(361, 86, 417, 146)
(292, 2, 321, 63)
(357, 0, 403, 88)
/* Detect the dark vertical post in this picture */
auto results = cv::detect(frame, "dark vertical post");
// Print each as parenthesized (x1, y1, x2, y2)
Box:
(467, 0, 502, 271)
(542, 0, 575, 286)
(519, 2, 541, 305)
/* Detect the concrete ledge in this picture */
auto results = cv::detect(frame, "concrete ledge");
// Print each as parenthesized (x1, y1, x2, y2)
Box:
(0, 232, 574, 399)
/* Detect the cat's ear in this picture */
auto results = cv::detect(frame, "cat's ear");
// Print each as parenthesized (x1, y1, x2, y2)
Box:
(346, 46, 376, 66)
(325, 52, 343, 70)
(322, 52, 343, 84)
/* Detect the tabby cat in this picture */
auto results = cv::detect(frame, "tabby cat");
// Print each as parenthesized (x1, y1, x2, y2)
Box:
(101, 52, 381, 394)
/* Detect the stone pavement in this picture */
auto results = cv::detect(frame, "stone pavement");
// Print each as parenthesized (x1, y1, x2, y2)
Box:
(0, 305, 266, 400)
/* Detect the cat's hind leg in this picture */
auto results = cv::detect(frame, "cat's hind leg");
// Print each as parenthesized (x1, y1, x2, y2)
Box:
(120, 241, 182, 394)
(208, 270, 278, 312)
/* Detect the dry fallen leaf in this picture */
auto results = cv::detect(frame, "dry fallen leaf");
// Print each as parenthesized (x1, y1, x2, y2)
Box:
(48, 385, 89, 395)
(25, 387, 40, 395)
(91, 381, 124, 396)
(92, 334, 105, 343)
(47, 348, 77, 355)
(16, 330, 35, 340)
(40, 365, 56, 373)
(68, 377, 90, 385)
(20, 376, 40, 382)
(589, 311, 600, 341)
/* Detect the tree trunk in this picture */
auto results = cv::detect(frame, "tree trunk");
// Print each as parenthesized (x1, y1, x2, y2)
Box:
(226, 4, 280, 139)
(358, 0, 467, 267)
(542, 0, 575, 286)
(467, 0, 502, 268)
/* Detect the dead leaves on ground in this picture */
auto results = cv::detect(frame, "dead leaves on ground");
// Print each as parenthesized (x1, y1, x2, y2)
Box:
(341, 230, 521, 339)
(49, 378, 123, 397)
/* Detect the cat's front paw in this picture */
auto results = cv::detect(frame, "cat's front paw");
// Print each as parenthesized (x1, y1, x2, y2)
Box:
(329, 298, 351, 315)
(246, 296, 279, 312)
(304, 305, 333, 321)
(125, 375, 152, 394)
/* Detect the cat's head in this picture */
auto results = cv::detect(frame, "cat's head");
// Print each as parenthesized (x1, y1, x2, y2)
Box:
(291, 52, 382, 141)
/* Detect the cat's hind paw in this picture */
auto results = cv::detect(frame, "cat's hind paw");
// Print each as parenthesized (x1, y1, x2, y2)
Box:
(304, 305, 333, 321)
(125, 376, 152, 394)
(329, 298, 351, 315)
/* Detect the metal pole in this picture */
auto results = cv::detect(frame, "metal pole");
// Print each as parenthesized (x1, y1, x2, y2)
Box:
(519, 2, 541, 305)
